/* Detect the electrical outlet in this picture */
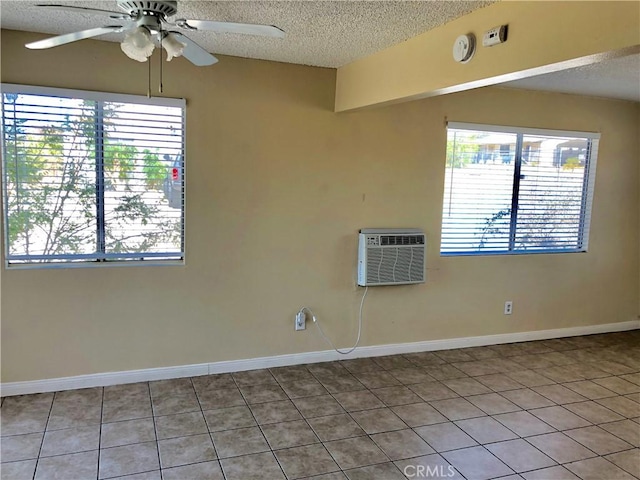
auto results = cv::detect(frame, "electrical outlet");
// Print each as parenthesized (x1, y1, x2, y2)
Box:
(295, 311, 306, 331)
(504, 301, 513, 315)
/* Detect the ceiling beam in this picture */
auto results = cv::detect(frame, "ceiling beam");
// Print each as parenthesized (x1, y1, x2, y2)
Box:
(335, 1, 640, 112)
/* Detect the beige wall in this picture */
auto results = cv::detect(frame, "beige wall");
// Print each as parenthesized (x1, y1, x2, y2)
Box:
(1, 29, 638, 383)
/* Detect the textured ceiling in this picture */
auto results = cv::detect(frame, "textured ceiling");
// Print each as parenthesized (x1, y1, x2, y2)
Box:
(0, 0, 495, 68)
(2, 1, 638, 102)
(504, 53, 640, 103)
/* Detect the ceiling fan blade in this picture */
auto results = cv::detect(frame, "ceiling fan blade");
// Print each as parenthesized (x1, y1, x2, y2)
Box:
(35, 4, 131, 20)
(25, 26, 124, 49)
(177, 20, 285, 38)
(170, 32, 218, 66)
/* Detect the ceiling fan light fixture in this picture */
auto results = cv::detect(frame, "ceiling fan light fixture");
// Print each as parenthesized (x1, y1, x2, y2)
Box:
(121, 26, 154, 62)
(26, 0, 283, 68)
(161, 33, 186, 61)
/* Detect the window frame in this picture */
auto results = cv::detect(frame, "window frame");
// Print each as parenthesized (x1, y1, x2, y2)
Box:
(1, 83, 187, 269)
(440, 122, 600, 257)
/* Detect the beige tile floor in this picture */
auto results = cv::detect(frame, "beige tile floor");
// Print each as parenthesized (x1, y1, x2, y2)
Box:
(1, 331, 639, 480)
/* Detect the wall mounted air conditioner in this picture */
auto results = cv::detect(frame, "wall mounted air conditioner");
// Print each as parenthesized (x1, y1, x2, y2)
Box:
(358, 228, 426, 286)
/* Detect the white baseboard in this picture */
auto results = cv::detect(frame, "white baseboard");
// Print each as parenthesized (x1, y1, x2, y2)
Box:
(2, 320, 638, 397)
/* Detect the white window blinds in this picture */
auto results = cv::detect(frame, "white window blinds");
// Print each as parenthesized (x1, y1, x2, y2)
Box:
(441, 122, 599, 256)
(2, 84, 185, 266)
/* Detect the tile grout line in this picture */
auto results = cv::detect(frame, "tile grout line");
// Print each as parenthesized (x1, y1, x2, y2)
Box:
(32, 391, 56, 480)
(313, 360, 429, 475)
(148, 381, 163, 479)
(96, 386, 105, 480)
(189, 375, 227, 479)
(277, 365, 397, 476)
(276, 367, 350, 478)
(309, 361, 392, 474)
(231, 370, 292, 480)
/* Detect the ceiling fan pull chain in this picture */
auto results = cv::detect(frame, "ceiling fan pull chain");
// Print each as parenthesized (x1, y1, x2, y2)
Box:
(147, 54, 152, 99)
(159, 23, 164, 94)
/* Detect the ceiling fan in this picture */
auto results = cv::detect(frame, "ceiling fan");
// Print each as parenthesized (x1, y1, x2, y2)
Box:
(25, 1, 286, 66)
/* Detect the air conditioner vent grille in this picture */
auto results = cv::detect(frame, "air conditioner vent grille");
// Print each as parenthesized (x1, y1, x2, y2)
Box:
(358, 229, 426, 286)
(381, 235, 425, 246)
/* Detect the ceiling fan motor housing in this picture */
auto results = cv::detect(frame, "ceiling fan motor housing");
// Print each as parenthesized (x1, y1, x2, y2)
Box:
(117, 1, 178, 19)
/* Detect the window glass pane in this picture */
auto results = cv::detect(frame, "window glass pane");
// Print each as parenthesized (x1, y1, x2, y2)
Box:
(102, 102, 183, 257)
(441, 129, 517, 253)
(440, 124, 596, 256)
(515, 135, 588, 251)
(2, 86, 185, 266)
(3, 93, 98, 261)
